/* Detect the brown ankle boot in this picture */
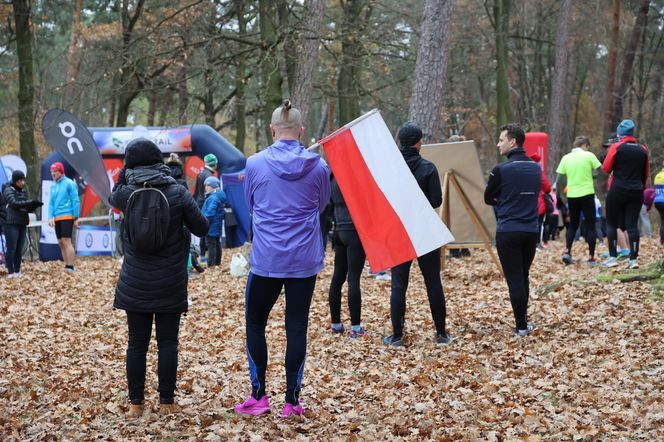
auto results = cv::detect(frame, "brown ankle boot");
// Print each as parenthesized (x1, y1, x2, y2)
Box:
(126, 403, 144, 419)
(159, 403, 178, 416)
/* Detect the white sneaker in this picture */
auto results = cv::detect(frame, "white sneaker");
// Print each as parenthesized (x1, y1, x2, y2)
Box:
(602, 257, 618, 268)
(628, 259, 639, 269)
(375, 272, 391, 281)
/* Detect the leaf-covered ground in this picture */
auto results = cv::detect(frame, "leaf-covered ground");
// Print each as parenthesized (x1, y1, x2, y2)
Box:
(1, 238, 663, 441)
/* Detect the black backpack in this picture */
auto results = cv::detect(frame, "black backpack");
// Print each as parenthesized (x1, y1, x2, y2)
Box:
(124, 184, 170, 253)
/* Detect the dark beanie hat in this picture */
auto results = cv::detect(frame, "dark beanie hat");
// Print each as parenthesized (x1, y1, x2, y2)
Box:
(398, 122, 423, 148)
(12, 170, 26, 183)
(124, 138, 163, 168)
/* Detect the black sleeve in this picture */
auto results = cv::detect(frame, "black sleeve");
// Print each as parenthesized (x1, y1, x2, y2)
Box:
(181, 187, 209, 237)
(108, 185, 133, 212)
(4, 188, 33, 210)
(427, 168, 443, 209)
(484, 166, 501, 206)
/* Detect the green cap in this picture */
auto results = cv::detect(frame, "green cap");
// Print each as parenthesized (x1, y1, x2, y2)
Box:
(204, 153, 218, 167)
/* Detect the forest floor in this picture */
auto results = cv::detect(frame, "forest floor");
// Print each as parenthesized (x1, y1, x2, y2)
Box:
(1, 237, 663, 441)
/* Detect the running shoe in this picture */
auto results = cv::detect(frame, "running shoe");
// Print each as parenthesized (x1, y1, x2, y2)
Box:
(562, 253, 574, 265)
(375, 272, 391, 281)
(382, 335, 403, 347)
(435, 333, 452, 345)
(602, 257, 619, 268)
(587, 258, 598, 268)
(628, 259, 639, 269)
(280, 403, 305, 419)
(617, 249, 630, 260)
(234, 395, 271, 416)
(330, 324, 345, 334)
(514, 323, 536, 337)
(349, 327, 367, 339)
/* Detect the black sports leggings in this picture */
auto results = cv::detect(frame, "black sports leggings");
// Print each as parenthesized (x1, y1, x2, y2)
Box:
(329, 230, 366, 326)
(126, 311, 181, 405)
(390, 248, 446, 338)
(656, 202, 664, 245)
(565, 194, 596, 258)
(496, 231, 537, 330)
(606, 187, 643, 259)
(245, 273, 316, 405)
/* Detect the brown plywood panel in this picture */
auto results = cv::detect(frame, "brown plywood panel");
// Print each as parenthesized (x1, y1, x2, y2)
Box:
(420, 141, 496, 242)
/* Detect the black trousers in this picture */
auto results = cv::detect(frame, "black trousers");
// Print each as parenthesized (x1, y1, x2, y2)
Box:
(656, 202, 664, 245)
(3, 224, 26, 274)
(126, 311, 181, 405)
(329, 230, 366, 326)
(245, 273, 316, 405)
(206, 235, 222, 266)
(390, 248, 446, 338)
(496, 231, 537, 330)
(565, 194, 597, 259)
(606, 188, 643, 259)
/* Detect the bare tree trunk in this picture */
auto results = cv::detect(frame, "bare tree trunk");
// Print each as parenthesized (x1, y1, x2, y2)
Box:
(62, 0, 83, 111)
(337, 0, 372, 126)
(611, 0, 650, 129)
(546, 0, 573, 179)
(158, 91, 172, 127)
(494, 0, 511, 134)
(116, 0, 146, 126)
(316, 95, 328, 140)
(603, 0, 621, 136)
(12, 0, 39, 195)
(147, 87, 157, 126)
(407, 0, 453, 143)
(178, 62, 188, 125)
(259, 0, 284, 144)
(289, 0, 324, 139)
(235, 0, 247, 152)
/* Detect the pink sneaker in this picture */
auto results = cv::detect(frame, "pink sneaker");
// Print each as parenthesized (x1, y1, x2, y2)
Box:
(234, 395, 271, 416)
(280, 403, 305, 418)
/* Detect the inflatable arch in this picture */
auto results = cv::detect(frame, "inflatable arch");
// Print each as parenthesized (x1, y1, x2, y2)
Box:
(39, 125, 249, 261)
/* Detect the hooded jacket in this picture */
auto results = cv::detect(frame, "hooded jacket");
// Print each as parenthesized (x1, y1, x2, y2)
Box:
(401, 147, 442, 208)
(109, 163, 209, 313)
(167, 162, 188, 189)
(244, 139, 331, 278)
(602, 136, 649, 191)
(49, 175, 80, 221)
(484, 147, 542, 233)
(202, 188, 228, 237)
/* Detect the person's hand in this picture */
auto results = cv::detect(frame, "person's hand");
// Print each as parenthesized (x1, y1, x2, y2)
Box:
(48, 219, 54, 228)
(75, 218, 82, 228)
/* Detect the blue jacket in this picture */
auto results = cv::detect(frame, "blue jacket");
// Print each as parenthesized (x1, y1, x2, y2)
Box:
(244, 139, 331, 278)
(484, 147, 542, 233)
(202, 189, 227, 237)
(49, 176, 80, 221)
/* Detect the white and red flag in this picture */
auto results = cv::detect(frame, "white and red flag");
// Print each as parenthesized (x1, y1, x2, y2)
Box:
(320, 109, 454, 272)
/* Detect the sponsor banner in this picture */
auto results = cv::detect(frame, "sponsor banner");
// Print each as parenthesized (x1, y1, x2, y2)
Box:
(91, 127, 192, 155)
(40, 180, 58, 245)
(75, 225, 116, 256)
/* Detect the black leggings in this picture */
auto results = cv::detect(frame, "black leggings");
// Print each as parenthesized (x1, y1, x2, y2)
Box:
(565, 194, 597, 258)
(655, 202, 664, 245)
(245, 273, 316, 405)
(390, 248, 446, 338)
(206, 235, 221, 266)
(126, 311, 181, 405)
(329, 230, 366, 326)
(606, 188, 643, 259)
(3, 224, 26, 274)
(496, 231, 537, 330)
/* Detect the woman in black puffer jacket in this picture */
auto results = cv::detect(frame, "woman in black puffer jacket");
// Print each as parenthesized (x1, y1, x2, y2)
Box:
(109, 139, 208, 418)
(2, 171, 42, 277)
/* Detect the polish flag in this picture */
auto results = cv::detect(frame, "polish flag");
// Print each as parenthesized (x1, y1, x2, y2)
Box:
(320, 109, 454, 272)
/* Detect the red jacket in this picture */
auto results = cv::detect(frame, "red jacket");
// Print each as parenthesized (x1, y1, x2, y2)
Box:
(602, 136, 650, 191)
(538, 170, 552, 216)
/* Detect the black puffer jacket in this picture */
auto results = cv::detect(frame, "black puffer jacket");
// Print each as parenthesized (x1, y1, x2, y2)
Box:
(167, 162, 188, 189)
(3, 183, 40, 226)
(109, 164, 209, 313)
(401, 147, 443, 208)
(0, 185, 6, 225)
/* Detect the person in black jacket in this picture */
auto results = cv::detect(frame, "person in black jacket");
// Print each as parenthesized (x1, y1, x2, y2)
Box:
(0, 184, 6, 260)
(165, 153, 188, 189)
(383, 122, 450, 347)
(2, 171, 42, 277)
(328, 175, 367, 337)
(109, 139, 208, 418)
(484, 123, 542, 337)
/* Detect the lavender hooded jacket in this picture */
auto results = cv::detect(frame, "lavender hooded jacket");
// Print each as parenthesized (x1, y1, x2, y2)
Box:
(244, 139, 331, 278)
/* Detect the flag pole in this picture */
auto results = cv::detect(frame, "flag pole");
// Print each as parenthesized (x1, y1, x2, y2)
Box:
(315, 109, 380, 147)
